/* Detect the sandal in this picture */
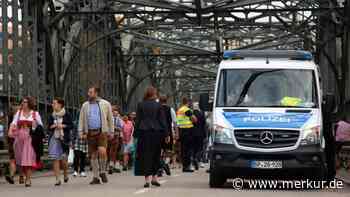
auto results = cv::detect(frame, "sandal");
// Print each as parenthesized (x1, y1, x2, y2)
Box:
(25, 180, 32, 187)
(55, 180, 62, 186)
(64, 176, 69, 183)
(151, 181, 161, 187)
(144, 182, 150, 188)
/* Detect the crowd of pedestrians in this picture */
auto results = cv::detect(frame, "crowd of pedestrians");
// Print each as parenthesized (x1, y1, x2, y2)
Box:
(3, 86, 209, 188)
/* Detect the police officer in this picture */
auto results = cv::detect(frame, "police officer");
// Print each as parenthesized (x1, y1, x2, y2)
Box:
(177, 97, 197, 173)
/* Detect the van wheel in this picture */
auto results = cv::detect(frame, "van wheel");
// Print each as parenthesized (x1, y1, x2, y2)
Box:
(209, 170, 226, 188)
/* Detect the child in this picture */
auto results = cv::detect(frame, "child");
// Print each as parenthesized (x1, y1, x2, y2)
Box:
(122, 114, 134, 171)
(108, 106, 124, 174)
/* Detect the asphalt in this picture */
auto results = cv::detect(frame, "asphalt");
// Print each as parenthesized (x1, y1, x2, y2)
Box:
(0, 168, 349, 197)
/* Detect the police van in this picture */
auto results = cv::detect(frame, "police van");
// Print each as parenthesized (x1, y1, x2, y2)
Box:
(206, 50, 327, 187)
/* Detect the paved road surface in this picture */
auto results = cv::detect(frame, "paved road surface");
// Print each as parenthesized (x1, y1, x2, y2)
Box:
(1, 169, 349, 197)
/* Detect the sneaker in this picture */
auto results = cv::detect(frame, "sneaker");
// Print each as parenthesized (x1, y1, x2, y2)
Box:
(80, 172, 87, 177)
(73, 171, 78, 177)
(190, 165, 195, 171)
(100, 173, 108, 183)
(122, 166, 128, 171)
(89, 177, 101, 185)
(199, 162, 205, 168)
(108, 168, 114, 175)
(113, 168, 121, 173)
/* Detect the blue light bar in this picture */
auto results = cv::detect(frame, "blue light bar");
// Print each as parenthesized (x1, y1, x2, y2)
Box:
(223, 50, 313, 61)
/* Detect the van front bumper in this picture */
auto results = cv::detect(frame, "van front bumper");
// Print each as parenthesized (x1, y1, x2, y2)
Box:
(209, 144, 327, 179)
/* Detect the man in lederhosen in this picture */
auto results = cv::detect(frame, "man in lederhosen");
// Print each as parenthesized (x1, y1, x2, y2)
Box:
(78, 86, 114, 185)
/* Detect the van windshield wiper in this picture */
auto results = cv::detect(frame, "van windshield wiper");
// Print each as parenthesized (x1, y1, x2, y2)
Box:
(235, 69, 282, 106)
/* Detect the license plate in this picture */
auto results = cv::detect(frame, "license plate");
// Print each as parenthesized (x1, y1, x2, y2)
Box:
(250, 160, 282, 169)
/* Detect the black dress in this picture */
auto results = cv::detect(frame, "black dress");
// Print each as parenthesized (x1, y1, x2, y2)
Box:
(134, 100, 166, 176)
(160, 105, 173, 151)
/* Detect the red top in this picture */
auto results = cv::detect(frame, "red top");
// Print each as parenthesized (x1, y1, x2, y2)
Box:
(122, 120, 134, 144)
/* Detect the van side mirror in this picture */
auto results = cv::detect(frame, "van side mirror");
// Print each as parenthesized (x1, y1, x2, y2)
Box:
(323, 93, 336, 114)
(199, 93, 212, 112)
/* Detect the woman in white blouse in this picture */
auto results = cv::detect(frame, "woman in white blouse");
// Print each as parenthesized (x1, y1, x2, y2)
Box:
(9, 96, 43, 187)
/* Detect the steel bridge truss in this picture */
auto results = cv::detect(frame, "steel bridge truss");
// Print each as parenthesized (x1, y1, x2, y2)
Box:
(0, 0, 349, 112)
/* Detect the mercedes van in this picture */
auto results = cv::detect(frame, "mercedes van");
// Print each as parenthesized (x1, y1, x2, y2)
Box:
(208, 50, 327, 187)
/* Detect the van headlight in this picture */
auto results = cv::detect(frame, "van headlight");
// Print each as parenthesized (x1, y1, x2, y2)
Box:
(300, 126, 320, 146)
(213, 124, 234, 144)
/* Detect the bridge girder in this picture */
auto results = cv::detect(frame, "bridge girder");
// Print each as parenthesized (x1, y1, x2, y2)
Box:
(0, 0, 348, 112)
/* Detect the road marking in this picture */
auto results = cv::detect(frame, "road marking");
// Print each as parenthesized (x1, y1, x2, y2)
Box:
(133, 172, 183, 195)
(159, 180, 167, 184)
(134, 188, 150, 195)
(133, 180, 168, 195)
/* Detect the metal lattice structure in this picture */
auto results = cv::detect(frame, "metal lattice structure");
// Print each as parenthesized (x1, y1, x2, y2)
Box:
(0, 0, 349, 114)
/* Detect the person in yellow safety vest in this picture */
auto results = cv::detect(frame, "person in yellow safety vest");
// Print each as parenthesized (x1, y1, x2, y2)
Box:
(176, 97, 197, 173)
(177, 105, 194, 129)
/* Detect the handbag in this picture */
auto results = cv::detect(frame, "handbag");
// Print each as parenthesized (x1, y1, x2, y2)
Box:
(68, 148, 74, 164)
(8, 124, 17, 138)
(8, 111, 23, 138)
(30, 111, 45, 139)
(30, 111, 45, 168)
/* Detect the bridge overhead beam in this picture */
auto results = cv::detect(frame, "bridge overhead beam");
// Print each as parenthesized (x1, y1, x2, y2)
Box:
(42, 0, 349, 106)
(1, 0, 347, 111)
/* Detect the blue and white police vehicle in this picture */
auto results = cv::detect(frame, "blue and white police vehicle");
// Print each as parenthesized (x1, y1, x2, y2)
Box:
(208, 50, 326, 187)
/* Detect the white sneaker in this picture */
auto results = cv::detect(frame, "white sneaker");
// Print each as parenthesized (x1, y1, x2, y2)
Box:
(73, 171, 78, 177)
(199, 162, 205, 168)
(115, 162, 121, 170)
(80, 172, 87, 177)
(189, 165, 195, 171)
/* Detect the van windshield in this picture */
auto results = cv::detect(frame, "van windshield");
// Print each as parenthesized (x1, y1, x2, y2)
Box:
(216, 69, 318, 108)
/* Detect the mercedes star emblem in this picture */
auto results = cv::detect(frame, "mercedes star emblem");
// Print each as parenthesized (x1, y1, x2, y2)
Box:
(260, 131, 274, 145)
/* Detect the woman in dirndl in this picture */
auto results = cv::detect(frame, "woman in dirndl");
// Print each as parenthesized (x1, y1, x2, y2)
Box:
(8, 96, 43, 187)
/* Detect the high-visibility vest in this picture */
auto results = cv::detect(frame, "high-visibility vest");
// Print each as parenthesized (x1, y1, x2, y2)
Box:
(176, 105, 194, 129)
(281, 96, 302, 107)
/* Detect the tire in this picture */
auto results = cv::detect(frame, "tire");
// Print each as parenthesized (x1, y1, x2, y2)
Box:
(209, 169, 226, 188)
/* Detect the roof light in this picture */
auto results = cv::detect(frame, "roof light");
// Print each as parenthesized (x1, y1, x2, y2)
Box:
(223, 50, 313, 61)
